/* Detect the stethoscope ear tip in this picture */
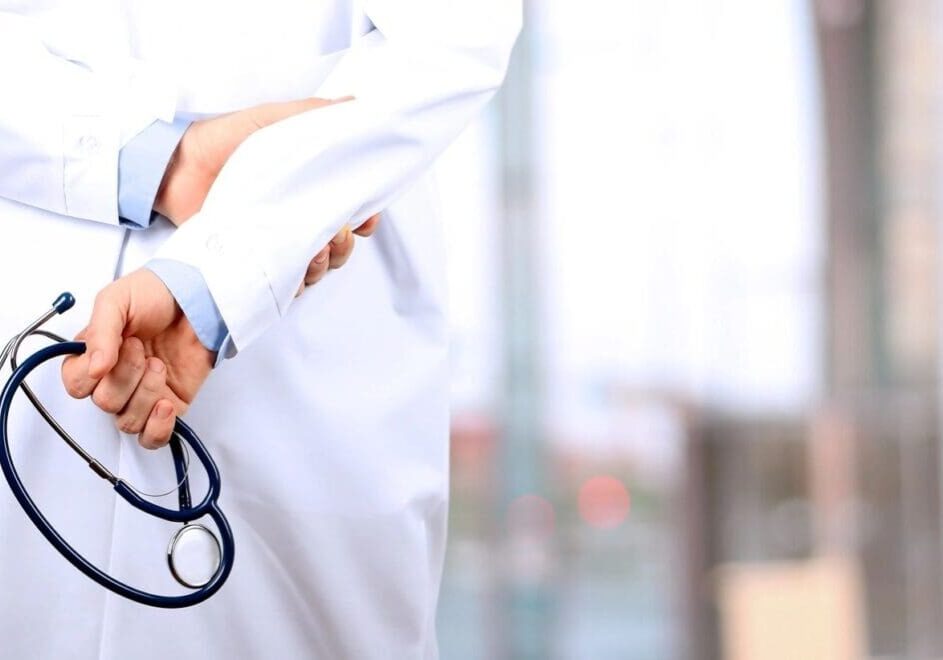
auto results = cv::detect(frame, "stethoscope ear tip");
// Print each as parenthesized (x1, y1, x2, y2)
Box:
(52, 292, 75, 315)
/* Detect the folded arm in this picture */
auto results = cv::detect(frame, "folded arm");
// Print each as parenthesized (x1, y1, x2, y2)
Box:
(63, 0, 520, 448)
(64, 99, 380, 448)
(154, 0, 522, 350)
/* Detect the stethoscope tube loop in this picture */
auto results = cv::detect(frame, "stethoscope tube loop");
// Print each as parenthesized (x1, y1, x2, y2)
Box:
(0, 323, 234, 608)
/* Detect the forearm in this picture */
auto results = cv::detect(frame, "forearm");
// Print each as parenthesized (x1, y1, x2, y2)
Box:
(154, 1, 522, 350)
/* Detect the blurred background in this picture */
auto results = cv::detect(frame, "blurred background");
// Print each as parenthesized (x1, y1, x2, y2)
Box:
(432, 0, 943, 658)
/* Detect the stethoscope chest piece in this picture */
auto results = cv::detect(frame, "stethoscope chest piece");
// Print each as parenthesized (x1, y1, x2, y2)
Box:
(168, 523, 222, 589)
(0, 293, 235, 608)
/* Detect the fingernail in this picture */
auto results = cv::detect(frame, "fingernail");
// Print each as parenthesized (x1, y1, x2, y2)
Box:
(314, 248, 330, 264)
(156, 403, 172, 420)
(89, 350, 105, 373)
(331, 227, 350, 246)
(148, 359, 165, 374)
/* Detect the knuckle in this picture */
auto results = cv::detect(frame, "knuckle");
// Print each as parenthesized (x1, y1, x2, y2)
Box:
(67, 385, 85, 399)
(126, 352, 146, 374)
(122, 339, 146, 368)
(63, 373, 88, 399)
(92, 388, 121, 414)
(142, 372, 164, 394)
(92, 288, 113, 310)
(123, 336, 145, 355)
(116, 415, 141, 435)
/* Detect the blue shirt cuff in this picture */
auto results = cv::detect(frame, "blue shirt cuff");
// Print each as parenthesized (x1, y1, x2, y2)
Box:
(146, 259, 232, 363)
(118, 118, 191, 229)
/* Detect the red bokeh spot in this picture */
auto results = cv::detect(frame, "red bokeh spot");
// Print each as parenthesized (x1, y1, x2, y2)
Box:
(578, 475, 630, 529)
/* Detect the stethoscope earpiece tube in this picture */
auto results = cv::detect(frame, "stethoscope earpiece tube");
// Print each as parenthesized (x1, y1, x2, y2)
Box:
(0, 296, 234, 608)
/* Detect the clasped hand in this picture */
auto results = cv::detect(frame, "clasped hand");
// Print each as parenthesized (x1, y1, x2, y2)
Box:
(60, 97, 379, 448)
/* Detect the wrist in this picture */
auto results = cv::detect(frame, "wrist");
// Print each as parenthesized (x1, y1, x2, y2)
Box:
(153, 127, 214, 226)
(152, 142, 181, 222)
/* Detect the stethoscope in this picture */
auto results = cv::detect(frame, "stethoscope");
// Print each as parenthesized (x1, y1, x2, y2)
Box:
(0, 293, 234, 608)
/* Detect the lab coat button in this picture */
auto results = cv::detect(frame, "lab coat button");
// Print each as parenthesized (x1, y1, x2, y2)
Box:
(79, 135, 99, 154)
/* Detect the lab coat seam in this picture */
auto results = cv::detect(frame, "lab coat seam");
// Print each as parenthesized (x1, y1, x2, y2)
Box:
(90, 228, 135, 660)
(93, 486, 123, 660)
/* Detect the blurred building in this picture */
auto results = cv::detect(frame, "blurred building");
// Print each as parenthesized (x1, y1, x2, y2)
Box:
(436, 1, 943, 658)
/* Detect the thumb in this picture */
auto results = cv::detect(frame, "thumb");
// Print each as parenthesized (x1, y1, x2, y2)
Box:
(248, 96, 354, 131)
(85, 285, 129, 380)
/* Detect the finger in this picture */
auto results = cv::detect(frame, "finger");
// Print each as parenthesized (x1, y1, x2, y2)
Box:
(353, 214, 381, 237)
(115, 358, 167, 435)
(90, 337, 146, 414)
(85, 286, 129, 380)
(61, 328, 97, 399)
(62, 354, 96, 398)
(304, 245, 331, 286)
(139, 399, 176, 450)
(249, 96, 355, 130)
(328, 226, 354, 270)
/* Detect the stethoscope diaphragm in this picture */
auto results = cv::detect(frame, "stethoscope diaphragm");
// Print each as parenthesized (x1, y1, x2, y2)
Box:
(167, 523, 223, 589)
(0, 292, 234, 607)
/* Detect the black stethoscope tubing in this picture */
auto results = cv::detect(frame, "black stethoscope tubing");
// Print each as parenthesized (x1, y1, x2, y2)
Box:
(0, 295, 234, 608)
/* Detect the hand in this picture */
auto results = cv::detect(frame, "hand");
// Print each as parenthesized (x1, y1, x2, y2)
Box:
(153, 95, 379, 294)
(61, 270, 211, 449)
(154, 97, 352, 225)
(58, 215, 382, 447)
(296, 213, 382, 295)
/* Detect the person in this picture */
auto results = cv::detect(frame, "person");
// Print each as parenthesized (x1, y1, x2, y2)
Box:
(0, 2, 520, 658)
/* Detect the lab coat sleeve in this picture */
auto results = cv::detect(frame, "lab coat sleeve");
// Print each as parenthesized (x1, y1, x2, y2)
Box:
(118, 118, 192, 229)
(0, 12, 177, 225)
(152, 0, 522, 351)
(147, 259, 231, 358)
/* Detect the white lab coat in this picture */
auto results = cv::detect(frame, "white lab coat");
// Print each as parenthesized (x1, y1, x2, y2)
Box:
(0, 2, 520, 658)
